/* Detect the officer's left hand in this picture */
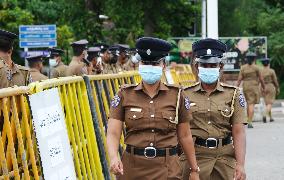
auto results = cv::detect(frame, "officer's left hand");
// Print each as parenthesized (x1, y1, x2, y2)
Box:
(234, 164, 246, 180)
(189, 172, 200, 180)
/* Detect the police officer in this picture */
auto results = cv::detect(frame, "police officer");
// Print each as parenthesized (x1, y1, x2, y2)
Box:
(94, 43, 111, 74)
(87, 47, 103, 75)
(260, 58, 279, 122)
(237, 52, 266, 128)
(128, 48, 139, 70)
(181, 38, 247, 180)
(0, 29, 32, 88)
(67, 39, 89, 76)
(49, 48, 68, 78)
(116, 44, 133, 72)
(26, 55, 48, 82)
(107, 37, 199, 180)
(107, 45, 120, 74)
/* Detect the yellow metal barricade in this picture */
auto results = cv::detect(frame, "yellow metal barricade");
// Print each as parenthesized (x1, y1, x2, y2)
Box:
(0, 87, 40, 180)
(30, 77, 104, 180)
(87, 71, 141, 150)
(169, 64, 196, 86)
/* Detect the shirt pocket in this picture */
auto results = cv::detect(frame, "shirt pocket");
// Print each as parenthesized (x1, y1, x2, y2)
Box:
(162, 111, 177, 130)
(125, 111, 144, 130)
(217, 105, 232, 124)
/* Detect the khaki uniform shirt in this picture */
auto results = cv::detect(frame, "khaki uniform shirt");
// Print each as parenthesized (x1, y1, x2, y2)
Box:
(116, 60, 135, 73)
(102, 62, 118, 74)
(0, 59, 32, 88)
(51, 62, 68, 78)
(67, 58, 87, 76)
(109, 82, 192, 148)
(238, 64, 261, 87)
(29, 68, 48, 82)
(128, 61, 139, 71)
(184, 81, 246, 139)
(261, 68, 278, 87)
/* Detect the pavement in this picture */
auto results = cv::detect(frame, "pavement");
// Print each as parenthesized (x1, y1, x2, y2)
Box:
(246, 100, 284, 180)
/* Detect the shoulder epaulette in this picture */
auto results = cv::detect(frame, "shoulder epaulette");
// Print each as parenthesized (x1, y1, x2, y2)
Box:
(183, 82, 200, 89)
(17, 65, 29, 71)
(120, 83, 138, 89)
(163, 83, 180, 89)
(220, 82, 238, 89)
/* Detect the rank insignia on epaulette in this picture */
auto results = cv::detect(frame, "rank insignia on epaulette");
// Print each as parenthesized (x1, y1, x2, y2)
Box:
(111, 95, 121, 107)
(239, 93, 246, 107)
(184, 97, 191, 110)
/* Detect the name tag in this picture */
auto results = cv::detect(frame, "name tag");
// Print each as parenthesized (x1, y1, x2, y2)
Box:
(130, 108, 142, 112)
(190, 103, 196, 106)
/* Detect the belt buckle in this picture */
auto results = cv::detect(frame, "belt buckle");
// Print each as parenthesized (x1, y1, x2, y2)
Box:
(206, 138, 218, 149)
(144, 147, 156, 158)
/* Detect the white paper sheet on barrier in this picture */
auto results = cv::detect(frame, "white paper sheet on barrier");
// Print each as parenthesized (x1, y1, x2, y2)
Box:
(29, 88, 76, 180)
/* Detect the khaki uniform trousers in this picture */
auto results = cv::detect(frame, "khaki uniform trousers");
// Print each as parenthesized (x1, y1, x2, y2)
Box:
(180, 144, 236, 180)
(117, 150, 182, 180)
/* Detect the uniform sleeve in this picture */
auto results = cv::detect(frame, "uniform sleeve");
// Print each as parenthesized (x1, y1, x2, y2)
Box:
(256, 66, 261, 78)
(231, 89, 247, 124)
(272, 70, 279, 88)
(109, 90, 125, 121)
(238, 67, 243, 80)
(178, 90, 193, 124)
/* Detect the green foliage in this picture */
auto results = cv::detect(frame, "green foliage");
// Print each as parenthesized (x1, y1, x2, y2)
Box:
(104, 0, 199, 43)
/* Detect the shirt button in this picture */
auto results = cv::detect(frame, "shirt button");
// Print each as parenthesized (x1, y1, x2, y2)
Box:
(208, 109, 210, 112)
(150, 101, 153, 104)
(152, 129, 155, 133)
(169, 117, 172, 120)
(207, 98, 210, 100)
(208, 121, 211, 124)
(150, 143, 153, 146)
(133, 115, 136, 118)
(151, 114, 155, 118)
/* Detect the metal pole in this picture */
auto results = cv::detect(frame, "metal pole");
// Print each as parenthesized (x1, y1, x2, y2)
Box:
(24, 47, 28, 67)
(207, 0, 219, 39)
(201, 0, 207, 39)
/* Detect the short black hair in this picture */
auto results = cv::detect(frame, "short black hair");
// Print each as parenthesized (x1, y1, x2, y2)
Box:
(28, 61, 41, 68)
(72, 46, 85, 56)
(0, 39, 13, 52)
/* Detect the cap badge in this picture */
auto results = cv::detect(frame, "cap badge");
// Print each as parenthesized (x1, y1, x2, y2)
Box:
(101, 46, 104, 49)
(146, 49, 151, 55)
(207, 49, 211, 55)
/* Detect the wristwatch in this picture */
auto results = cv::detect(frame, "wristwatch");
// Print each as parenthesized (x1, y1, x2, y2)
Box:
(190, 166, 200, 173)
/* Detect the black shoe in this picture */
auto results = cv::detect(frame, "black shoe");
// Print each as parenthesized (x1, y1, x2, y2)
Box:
(263, 117, 267, 123)
(270, 118, 274, 122)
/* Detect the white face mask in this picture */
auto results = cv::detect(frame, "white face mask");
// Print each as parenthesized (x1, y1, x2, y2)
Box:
(131, 55, 139, 64)
(49, 59, 58, 67)
(97, 57, 102, 65)
(84, 52, 88, 60)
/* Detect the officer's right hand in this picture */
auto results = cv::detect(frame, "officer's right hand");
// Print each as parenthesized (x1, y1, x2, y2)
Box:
(189, 172, 200, 180)
(110, 157, 124, 175)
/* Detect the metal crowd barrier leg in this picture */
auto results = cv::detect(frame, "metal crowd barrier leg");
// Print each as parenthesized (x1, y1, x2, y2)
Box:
(2, 98, 20, 179)
(84, 76, 111, 180)
(78, 81, 104, 179)
(60, 85, 83, 179)
(66, 83, 88, 179)
(19, 95, 39, 180)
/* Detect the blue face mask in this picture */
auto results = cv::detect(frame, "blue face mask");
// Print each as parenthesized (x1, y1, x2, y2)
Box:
(198, 67, 220, 84)
(138, 64, 163, 84)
